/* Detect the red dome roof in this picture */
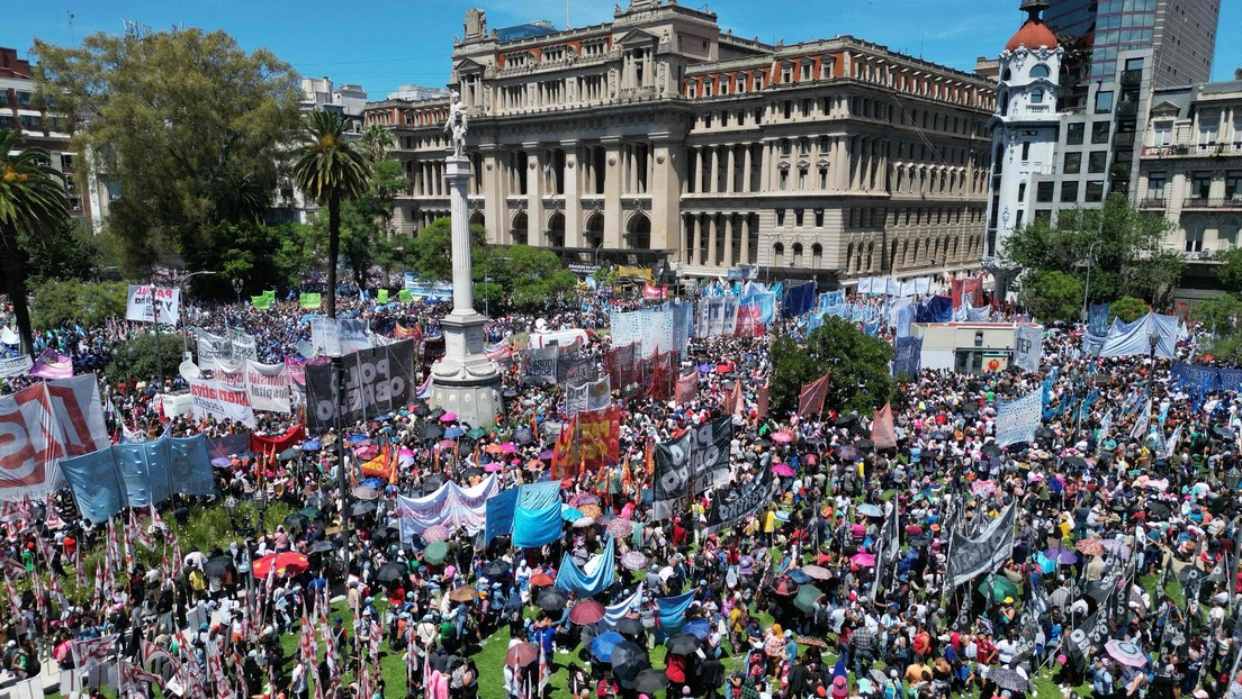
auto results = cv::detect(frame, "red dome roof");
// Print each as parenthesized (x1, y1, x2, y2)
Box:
(1005, 19, 1058, 52)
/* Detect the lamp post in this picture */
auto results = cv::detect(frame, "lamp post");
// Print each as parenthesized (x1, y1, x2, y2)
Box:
(231, 277, 244, 307)
(1081, 240, 1103, 322)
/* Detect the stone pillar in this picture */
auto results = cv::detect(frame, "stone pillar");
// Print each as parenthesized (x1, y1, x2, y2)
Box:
(726, 145, 736, 194)
(603, 137, 623, 248)
(741, 215, 752, 265)
(707, 215, 718, 267)
(742, 145, 752, 193)
(724, 215, 735, 267)
(526, 146, 545, 247)
(563, 141, 582, 248)
(430, 155, 502, 427)
(480, 148, 505, 245)
(651, 139, 681, 254)
(707, 147, 719, 194)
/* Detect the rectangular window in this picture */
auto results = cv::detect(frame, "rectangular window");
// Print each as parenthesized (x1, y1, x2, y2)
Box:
(1018, 183, 1027, 202)
(1021, 142, 1031, 160)
(1036, 181, 1055, 202)
(1060, 181, 1080, 203)
(1147, 174, 1167, 198)
(1063, 152, 1082, 174)
(1200, 113, 1220, 145)
(1067, 123, 1085, 145)
(1085, 181, 1105, 202)
(1034, 209, 1052, 223)
(1091, 122, 1111, 144)
(1094, 90, 1114, 114)
(795, 208, 805, 226)
(783, 101, 792, 119)
(1186, 228, 1204, 253)
(1014, 210, 1024, 229)
(1226, 172, 1242, 200)
(1088, 151, 1108, 174)
(1152, 121, 1172, 146)
(1031, 88, 1044, 104)
(1192, 173, 1211, 200)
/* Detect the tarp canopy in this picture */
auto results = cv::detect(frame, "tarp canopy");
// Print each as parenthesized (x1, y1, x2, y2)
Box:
(555, 535, 616, 597)
(657, 591, 695, 640)
(483, 487, 519, 545)
(1098, 312, 1178, 359)
(60, 435, 216, 523)
(395, 475, 500, 543)
(511, 481, 563, 549)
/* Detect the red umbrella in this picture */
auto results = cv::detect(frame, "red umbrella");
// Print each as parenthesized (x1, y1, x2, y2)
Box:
(530, 572, 554, 587)
(771, 463, 795, 477)
(569, 599, 605, 625)
(506, 641, 540, 667)
(771, 430, 795, 444)
(770, 576, 798, 597)
(252, 552, 309, 578)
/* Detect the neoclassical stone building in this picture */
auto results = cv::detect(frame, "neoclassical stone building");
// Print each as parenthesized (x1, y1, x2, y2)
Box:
(364, 0, 997, 282)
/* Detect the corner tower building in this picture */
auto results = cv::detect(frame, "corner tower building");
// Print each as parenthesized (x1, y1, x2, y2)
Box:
(985, 0, 1064, 263)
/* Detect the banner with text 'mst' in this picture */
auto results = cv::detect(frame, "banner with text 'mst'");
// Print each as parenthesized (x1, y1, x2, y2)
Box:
(0, 374, 110, 501)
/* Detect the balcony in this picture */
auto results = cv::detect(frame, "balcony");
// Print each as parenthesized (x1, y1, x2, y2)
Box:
(1120, 69, 1143, 87)
(1141, 143, 1242, 158)
(1138, 197, 1166, 209)
(1115, 101, 1138, 117)
(1182, 197, 1242, 210)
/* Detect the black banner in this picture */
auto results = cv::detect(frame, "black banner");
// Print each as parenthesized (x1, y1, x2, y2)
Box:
(704, 469, 776, 533)
(305, 340, 417, 431)
(557, 346, 596, 386)
(946, 503, 1016, 587)
(523, 346, 558, 386)
(651, 416, 733, 519)
(606, 343, 640, 397)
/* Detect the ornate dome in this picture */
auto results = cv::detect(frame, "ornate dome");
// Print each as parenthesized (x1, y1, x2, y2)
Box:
(1005, 19, 1059, 52)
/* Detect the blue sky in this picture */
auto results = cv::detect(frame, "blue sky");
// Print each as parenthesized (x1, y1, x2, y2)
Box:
(5, 0, 1240, 99)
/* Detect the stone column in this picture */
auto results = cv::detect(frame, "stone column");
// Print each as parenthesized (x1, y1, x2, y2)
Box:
(707, 215, 718, 267)
(741, 215, 752, 265)
(526, 146, 545, 246)
(650, 139, 681, 253)
(603, 137, 623, 248)
(563, 141, 582, 248)
(480, 148, 505, 245)
(724, 215, 735, 267)
(708, 147, 720, 194)
(742, 144, 752, 193)
(726, 145, 736, 194)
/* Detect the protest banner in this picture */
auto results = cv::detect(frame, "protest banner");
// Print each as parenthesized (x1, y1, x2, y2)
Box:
(126, 285, 180, 324)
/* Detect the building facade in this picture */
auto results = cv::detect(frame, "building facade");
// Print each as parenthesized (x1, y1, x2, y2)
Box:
(364, 0, 997, 283)
(984, 1, 1064, 261)
(1136, 81, 1242, 300)
(1, 46, 114, 232)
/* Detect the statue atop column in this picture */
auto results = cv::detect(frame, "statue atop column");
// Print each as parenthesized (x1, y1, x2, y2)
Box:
(444, 90, 468, 159)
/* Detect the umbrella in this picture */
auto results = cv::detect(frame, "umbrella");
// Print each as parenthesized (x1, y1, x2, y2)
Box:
(423, 525, 451, 543)
(350, 501, 377, 518)
(608, 518, 635, 539)
(1105, 639, 1148, 668)
(572, 516, 595, 529)
(423, 541, 449, 565)
(204, 556, 233, 579)
(376, 561, 406, 584)
(609, 641, 646, 668)
(770, 576, 798, 597)
(570, 493, 600, 507)
(632, 669, 667, 694)
(771, 430, 795, 444)
(537, 589, 568, 612)
(484, 444, 505, 455)
(570, 599, 605, 625)
(615, 617, 643, 637)
(301, 438, 321, 451)
(252, 552, 309, 578)
(589, 631, 624, 662)
(420, 424, 444, 441)
(850, 552, 876, 568)
(987, 666, 1029, 693)
(210, 457, 231, 469)
(1076, 538, 1105, 556)
(444, 426, 465, 439)
(309, 540, 335, 554)
(514, 427, 533, 444)
(439, 411, 458, 423)
(530, 572, 554, 587)
(1043, 547, 1078, 565)
(278, 447, 300, 461)
(506, 642, 539, 667)
(483, 560, 510, 579)
(448, 587, 478, 603)
(681, 619, 712, 640)
(786, 569, 811, 584)
(467, 426, 487, 440)
(771, 462, 795, 477)
(282, 512, 309, 531)
(978, 576, 1019, 604)
(794, 584, 824, 614)
(857, 503, 884, 518)
(615, 658, 648, 684)
(351, 486, 380, 501)
(353, 445, 378, 461)
(666, 634, 699, 655)
(579, 504, 602, 519)
(799, 565, 832, 581)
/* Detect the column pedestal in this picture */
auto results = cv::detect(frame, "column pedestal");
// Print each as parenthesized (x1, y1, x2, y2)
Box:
(430, 155, 502, 427)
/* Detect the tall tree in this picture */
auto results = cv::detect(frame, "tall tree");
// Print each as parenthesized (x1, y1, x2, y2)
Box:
(292, 110, 371, 318)
(770, 318, 894, 416)
(0, 130, 70, 356)
(33, 29, 301, 276)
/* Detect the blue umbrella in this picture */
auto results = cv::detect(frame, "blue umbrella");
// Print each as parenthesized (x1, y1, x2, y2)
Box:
(682, 619, 711, 640)
(786, 569, 812, 584)
(361, 477, 385, 489)
(301, 439, 320, 452)
(561, 505, 584, 522)
(589, 631, 624, 662)
(445, 426, 465, 439)
(348, 434, 369, 445)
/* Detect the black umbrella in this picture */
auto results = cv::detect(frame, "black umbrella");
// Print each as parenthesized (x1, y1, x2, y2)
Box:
(283, 512, 309, 532)
(309, 541, 335, 554)
(631, 668, 667, 694)
(614, 617, 643, 637)
(537, 589, 568, 612)
(204, 556, 233, 579)
(421, 424, 444, 441)
(988, 666, 1028, 693)
(351, 501, 377, 517)
(376, 561, 406, 584)
(609, 641, 646, 668)
(411, 401, 430, 417)
(483, 560, 511, 579)
(1063, 456, 1089, 471)
(666, 634, 699, 655)
(614, 659, 648, 686)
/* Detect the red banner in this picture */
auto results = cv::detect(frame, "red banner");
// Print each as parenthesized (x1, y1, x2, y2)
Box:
(551, 407, 621, 480)
(642, 282, 667, 301)
(871, 403, 897, 449)
(674, 370, 698, 405)
(797, 373, 830, 419)
(250, 424, 305, 456)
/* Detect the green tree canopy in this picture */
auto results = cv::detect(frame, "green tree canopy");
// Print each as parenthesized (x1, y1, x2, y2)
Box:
(1002, 194, 1182, 306)
(103, 333, 186, 386)
(30, 280, 128, 331)
(1109, 295, 1149, 323)
(33, 29, 302, 277)
(770, 318, 894, 417)
(1018, 270, 1083, 323)
(477, 245, 578, 311)
(1192, 293, 1242, 336)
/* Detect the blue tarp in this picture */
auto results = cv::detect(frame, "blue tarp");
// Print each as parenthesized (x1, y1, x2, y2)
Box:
(604, 582, 644, 627)
(893, 336, 923, 378)
(915, 295, 953, 323)
(656, 591, 695, 639)
(60, 435, 215, 523)
(893, 300, 915, 338)
(555, 535, 616, 597)
(483, 487, 518, 545)
(511, 481, 562, 549)
(1099, 312, 1178, 359)
(782, 281, 817, 319)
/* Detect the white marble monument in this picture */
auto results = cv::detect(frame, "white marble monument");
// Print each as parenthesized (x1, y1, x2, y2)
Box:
(429, 91, 503, 427)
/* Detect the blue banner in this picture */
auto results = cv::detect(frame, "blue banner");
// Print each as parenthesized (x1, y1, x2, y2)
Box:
(511, 481, 563, 549)
(484, 487, 519, 545)
(59, 435, 215, 523)
(657, 591, 695, 639)
(893, 336, 922, 378)
(782, 281, 816, 319)
(555, 535, 616, 597)
(1087, 303, 1110, 336)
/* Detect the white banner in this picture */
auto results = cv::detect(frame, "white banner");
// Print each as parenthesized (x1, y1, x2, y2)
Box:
(188, 379, 256, 428)
(310, 318, 370, 357)
(195, 329, 258, 371)
(0, 374, 109, 501)
(160, 392, 195, 418)
(0, 354, 33, 379)
(244, 361, 291, 414)
(1014, 325, 1043, 373)
(995, 389, 1041, 447)
(125, 285, 180, 324)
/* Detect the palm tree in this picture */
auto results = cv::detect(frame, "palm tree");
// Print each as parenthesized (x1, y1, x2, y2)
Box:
(0, 130, 69, 356)
(291, 110, 371, 319)
(359, 124, 394, 165)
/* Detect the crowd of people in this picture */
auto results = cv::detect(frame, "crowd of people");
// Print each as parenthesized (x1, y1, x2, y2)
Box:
(1, 282, 1241, 699)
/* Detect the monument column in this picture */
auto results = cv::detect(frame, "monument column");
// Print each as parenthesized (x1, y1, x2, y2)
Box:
(430, 93, 502, 427)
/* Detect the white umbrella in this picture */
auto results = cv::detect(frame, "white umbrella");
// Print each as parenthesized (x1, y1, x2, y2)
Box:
(1104, 639, 1148, 668)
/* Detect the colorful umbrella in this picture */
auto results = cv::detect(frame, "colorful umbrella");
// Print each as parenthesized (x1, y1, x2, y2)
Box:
(850, 552, 876, 568)
(978, 576, 1019, 604)
(621, 551, 648, 571)
(439, 411, 458, 423)
(423, 541, 449, 565)
(798, 565, 832, 581)
(448, 587, 478, 603)
(569, 599, 605, 625)
(589, 631, 624, 662)
(1104, 640, 1147, 668)
(771, 462, 795, 477)
(1043, 547, 1078, 565)
(252, 552, 309, 578)
(530, 572, 554, 587)
(578, 504, 602, 519)
(423, 525, 450, 543)
(506, 642, 539, 667)
(1076, 538, 1105, 556)
(607, 518, 635, 539)
(771, 430, 795, 444)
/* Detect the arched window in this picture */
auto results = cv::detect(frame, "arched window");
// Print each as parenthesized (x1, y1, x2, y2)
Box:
(773, 242, 785, 264)
(812, 243, 823, 267)
(511, 212, 529, 245)
(845, 243, 853, 272)
(792, 243, 803, 266)
(1029, 64, 1050, 79)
